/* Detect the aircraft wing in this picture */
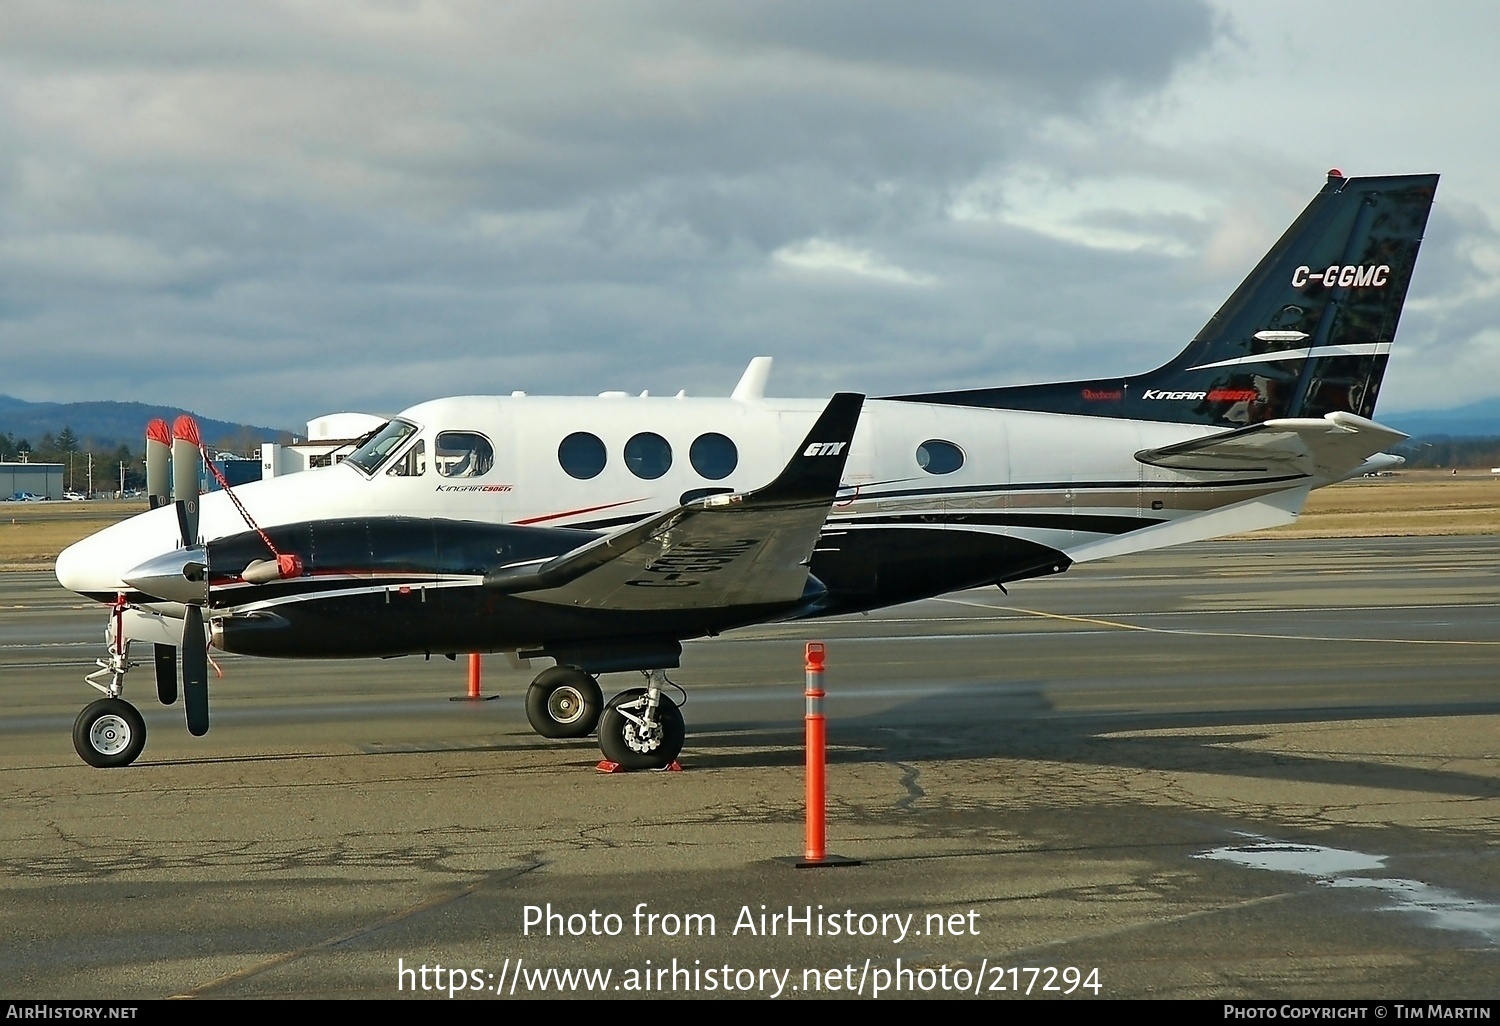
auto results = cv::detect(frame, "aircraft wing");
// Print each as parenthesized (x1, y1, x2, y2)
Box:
(1134, 411, 1407, 480)
(484, 393, 864, 611)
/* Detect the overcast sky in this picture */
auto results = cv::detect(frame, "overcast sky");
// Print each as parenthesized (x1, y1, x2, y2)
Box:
(2, 1, 1496, 429)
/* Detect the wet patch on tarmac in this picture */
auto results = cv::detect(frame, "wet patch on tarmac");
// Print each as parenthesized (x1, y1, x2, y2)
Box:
(1198, 838, 1500, 946)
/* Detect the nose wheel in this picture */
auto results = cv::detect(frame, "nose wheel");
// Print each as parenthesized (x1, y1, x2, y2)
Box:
(73, 698, 147, 768)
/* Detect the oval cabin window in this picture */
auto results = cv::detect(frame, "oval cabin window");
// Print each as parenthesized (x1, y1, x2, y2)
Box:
(624, 432, 673, 480)
(689, 433, 738, 480)
(558, 432, 607, 480)
(916, 439, 965, 475)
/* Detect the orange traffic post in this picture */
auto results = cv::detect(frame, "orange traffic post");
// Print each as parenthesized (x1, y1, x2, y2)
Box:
(804, 642, 826, 862)
(450, 652, 499, 702)
(790, 642, 858, 868)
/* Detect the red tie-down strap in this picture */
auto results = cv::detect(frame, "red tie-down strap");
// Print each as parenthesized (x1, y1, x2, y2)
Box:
(199, 444, 305, 580)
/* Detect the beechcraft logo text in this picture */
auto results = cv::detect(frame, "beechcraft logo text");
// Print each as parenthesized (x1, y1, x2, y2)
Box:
(804, 442, 847, 456)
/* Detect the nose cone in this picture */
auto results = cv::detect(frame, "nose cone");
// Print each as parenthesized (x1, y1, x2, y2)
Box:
(122, 547, 209, 605)
(55, 504, 191, 599)
(56, 533, 119, 597)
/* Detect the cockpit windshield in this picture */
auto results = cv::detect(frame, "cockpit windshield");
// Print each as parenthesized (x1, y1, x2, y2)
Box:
(345, 419, 419, 475)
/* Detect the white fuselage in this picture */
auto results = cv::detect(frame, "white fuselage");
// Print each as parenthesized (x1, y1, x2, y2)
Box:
(56, 391, 1311, 606)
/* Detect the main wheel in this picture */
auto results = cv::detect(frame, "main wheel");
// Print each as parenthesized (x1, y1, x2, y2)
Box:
(525, 666, 604, 739)
(597, 687, 685, 770)
(73, 698, 147, 768)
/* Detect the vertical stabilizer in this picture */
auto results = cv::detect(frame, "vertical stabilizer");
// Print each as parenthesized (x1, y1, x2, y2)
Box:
(892, 171, 1438, 427)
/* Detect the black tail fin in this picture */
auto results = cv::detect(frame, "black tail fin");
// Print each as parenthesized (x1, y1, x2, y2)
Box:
(892, 171, 1439, 426)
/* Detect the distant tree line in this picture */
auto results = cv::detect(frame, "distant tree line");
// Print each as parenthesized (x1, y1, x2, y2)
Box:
(1394, 436, 1500, 470)
(1, 425, 262, 494)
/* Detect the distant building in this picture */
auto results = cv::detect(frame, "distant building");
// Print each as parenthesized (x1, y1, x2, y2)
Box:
(1, 462, 64, 500)
(261, 412, 386, 478)
(207, 453, 263, 491)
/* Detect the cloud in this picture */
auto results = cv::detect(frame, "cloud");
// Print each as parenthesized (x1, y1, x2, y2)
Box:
(772, 238, 935, 286)
(950, 169, 1216, 257)
(42, 2, 1500, 424)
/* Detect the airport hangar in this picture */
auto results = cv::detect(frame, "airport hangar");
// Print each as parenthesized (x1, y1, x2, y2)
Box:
(0, 462, 63, 500)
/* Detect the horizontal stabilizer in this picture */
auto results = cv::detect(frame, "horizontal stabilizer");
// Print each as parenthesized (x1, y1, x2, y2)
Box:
(1135, 411, 1407, 480)
(485, 393, 864, 611)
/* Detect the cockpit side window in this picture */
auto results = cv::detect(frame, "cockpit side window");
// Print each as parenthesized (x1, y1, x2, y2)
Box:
(346, 420, 418, 475)
(436, 432, 495, 478)
(386, 438, 426, 477)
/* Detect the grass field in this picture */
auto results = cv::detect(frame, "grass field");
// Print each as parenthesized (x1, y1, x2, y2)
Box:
(1260, 470, 1500, 538)
(1, 471, 1495, 571)
(0, 499, 146, 571)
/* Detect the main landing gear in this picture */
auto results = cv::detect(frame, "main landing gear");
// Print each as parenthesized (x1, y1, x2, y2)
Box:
(524, 666, 685, 770)
(524, 666, 604, 739)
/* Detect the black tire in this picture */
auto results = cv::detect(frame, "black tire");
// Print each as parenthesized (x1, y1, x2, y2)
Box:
(525, 666, 603, 739)
(597, 687, 685, 770)
(73, 698, 147, 768)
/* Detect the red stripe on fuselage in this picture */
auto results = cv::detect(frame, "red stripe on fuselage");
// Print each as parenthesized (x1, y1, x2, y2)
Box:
(514, 498, 644, 526)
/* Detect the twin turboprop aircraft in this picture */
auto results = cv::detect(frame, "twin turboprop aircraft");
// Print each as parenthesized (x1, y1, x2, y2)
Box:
(55, 170, 1438, 770)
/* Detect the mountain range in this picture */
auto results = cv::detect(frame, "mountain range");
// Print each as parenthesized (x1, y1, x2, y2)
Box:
(1380, 397, 1500, 440)
(0, 395, 294, 454)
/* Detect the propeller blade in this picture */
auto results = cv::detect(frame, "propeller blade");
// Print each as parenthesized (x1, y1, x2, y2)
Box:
(145, 419, 171, 510)
(154, 643, 178, 705)
(182, 606, 209, 736)
(172, 415, 203, 547)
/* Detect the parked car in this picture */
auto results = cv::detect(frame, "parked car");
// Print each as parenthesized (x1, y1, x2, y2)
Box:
(64, 491, 87, 501)
(11, 492, 43, 502)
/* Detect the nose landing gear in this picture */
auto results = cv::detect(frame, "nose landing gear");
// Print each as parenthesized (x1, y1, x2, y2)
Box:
(74, 698, 146, 768)
(74, 595, 148, 767)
